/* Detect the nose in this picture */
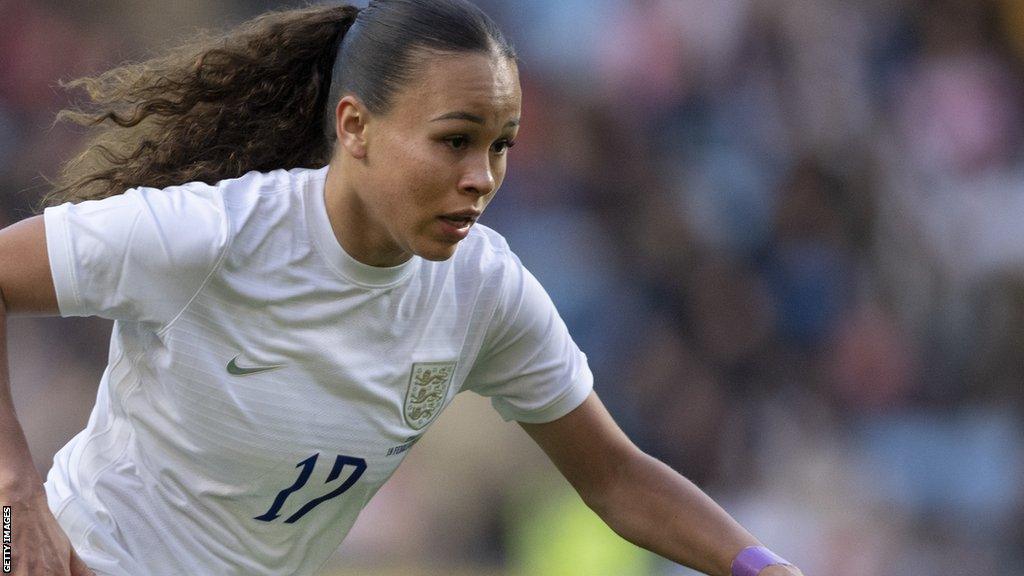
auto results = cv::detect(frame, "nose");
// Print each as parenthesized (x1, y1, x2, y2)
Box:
(459, 156, 497, 197)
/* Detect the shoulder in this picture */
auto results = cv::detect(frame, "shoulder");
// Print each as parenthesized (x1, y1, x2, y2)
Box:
(444, 224, 544, 316)
(458, 223, 514, 263)
(205, 166, 326, 240)
(64, 167, 318, 269)
(212, 166, 321, 212)
(447, 223, 520, 280)
(214, 166, 319, 196)
(44, 176, 230, 270)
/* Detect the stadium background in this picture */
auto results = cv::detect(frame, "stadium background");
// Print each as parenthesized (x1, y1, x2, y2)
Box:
(3, 0, 1024, 574)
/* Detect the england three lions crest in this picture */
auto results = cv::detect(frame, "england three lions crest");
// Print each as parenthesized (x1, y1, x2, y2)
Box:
(404, 362, 457, 430)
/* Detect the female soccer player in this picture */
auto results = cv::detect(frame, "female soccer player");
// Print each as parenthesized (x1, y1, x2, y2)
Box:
(0, 1, 804, 575)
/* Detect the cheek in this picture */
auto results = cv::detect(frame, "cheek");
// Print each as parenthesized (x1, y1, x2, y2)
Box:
(389, 177, 451, 242)
(487, 160, 508, 199)
(404, 148, 457, 202)
(375, 142, 444, 212)
(494, 159, 508, 186)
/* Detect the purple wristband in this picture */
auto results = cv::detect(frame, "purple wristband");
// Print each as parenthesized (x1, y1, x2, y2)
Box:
(731, 546, 792, 576)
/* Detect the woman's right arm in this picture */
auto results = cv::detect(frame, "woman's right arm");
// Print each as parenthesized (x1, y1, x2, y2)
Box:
(0, 215, 95, 575)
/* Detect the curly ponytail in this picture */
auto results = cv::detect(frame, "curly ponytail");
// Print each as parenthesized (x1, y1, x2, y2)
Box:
(41, 5, 359, 208)
(40, 0, 515, 210)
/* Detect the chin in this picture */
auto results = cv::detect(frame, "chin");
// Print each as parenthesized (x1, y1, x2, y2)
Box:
(413, 241, 460, 262)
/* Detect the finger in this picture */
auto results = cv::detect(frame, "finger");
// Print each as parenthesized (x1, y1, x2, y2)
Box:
(68, 547, 96, 576)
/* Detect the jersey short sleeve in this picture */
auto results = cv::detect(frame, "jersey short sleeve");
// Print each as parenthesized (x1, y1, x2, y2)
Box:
(43, 183, 229, 328)
(466, 251, 594, 424)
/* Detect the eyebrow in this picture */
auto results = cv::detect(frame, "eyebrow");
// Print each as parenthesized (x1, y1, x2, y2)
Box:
(430, 111, 520, 128)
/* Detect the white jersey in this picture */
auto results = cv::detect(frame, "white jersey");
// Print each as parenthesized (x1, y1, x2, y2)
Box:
(41, 166, 592, 575)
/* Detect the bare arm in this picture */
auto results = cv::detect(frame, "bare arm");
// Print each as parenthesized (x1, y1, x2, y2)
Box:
(520, 392, 802, 576)
(0, 215, 93, 575)
(0, 215, 59, 316)
(0, 215, 59, 489)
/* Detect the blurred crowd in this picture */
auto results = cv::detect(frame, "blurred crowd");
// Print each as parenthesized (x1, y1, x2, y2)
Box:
(2, 0, 1023, 574)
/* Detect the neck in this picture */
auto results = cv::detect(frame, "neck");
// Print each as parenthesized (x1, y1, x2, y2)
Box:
(323, 159, 412, 268)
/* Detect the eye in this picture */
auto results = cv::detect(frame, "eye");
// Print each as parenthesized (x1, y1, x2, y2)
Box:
(491, 139, 516, 155)
(444, 136, 470, 150)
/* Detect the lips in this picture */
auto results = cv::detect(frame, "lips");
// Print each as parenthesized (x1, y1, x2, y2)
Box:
(439, 215, 475, 227)
(436, 209, 481, 240)
(438, 209, 481, 228)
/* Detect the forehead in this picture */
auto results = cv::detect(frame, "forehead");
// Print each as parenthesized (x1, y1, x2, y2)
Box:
(391, 50, 521, 124)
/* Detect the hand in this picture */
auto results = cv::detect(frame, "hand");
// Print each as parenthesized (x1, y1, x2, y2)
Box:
(3, 486, 95, 575)
(761, 565, 804, 576)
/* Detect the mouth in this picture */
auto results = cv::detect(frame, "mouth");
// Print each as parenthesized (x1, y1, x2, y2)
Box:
(436, 210, 481, 240)
(438, 209, 481, 228)
(438, 215, 476, 228)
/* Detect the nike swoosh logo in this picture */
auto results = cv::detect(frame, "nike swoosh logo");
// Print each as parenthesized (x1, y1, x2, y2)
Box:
(227, 355, 287, 376)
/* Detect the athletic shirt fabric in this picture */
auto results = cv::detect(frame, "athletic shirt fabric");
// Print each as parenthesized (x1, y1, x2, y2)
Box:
(40, 166, 593, 575)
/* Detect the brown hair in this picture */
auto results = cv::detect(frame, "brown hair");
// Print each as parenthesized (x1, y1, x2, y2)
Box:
(40, 0, 515, 210)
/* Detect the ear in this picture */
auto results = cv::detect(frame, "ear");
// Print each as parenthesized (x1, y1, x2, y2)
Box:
(335, 95, 369, 160)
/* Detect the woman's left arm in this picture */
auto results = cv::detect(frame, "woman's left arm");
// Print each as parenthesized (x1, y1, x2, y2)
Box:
(519, 391, 804, 576)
